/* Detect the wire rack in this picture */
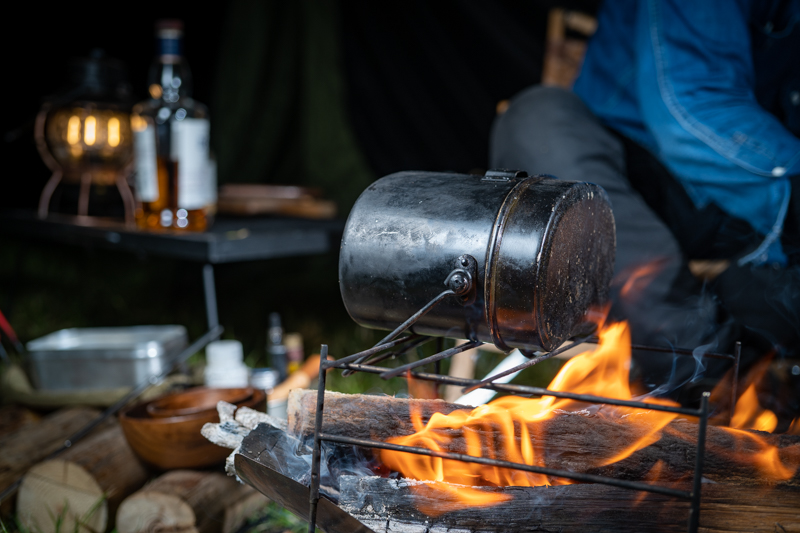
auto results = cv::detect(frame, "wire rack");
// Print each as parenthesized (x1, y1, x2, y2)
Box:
(305, 301, 740, 533)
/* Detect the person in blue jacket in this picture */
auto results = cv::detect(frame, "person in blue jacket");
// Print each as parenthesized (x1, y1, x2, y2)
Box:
(491, 0, 800, 387)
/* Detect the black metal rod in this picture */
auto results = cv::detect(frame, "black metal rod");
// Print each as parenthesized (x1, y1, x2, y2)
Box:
(0, 325, 224, 505)
(324, 335, 419, 370)
(307, 344, 328, 533)
(729, 342, 741, 426)
(202, 263, 219, 331)
(373, 289, 455, 347)
(461, 335, 593, 395)
(688, 392, 710, 533)
(319, 432, 691, 500)
(367, 336, 434, 367)
(343, 363, 703, 417)
(380, 340, 484, 379)
(434, 338, 445, 398)
(342, 335, 430, 377)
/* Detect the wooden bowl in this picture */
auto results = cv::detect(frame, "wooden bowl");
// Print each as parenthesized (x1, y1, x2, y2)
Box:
(119, 387, 265, 470)
(146, 387, 253, 418)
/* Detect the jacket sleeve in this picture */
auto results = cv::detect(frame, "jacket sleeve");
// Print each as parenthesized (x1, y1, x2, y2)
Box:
(640, 0, 800, 179)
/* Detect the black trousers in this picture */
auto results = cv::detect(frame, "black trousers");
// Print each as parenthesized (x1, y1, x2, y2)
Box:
(490, 86, 800, 387)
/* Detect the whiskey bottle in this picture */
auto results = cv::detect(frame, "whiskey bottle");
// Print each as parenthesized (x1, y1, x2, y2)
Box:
(132, 19, 215, 231)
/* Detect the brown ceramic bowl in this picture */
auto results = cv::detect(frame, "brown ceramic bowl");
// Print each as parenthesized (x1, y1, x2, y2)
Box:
(119, 387, 266, 470)
(145, 387, 254, 418)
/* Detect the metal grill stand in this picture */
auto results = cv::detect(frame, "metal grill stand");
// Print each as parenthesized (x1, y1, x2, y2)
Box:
(306, 269, 740, 533)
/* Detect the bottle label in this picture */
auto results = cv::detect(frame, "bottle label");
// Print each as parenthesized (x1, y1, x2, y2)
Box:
(171, 118, 211, 209)
(133, 125, 159, 202)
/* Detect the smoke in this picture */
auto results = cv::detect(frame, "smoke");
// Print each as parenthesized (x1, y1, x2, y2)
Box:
(608, 258, 738, 398)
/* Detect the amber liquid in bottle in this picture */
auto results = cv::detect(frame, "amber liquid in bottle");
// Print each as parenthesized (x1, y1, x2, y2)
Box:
(132, 20, 214, 231)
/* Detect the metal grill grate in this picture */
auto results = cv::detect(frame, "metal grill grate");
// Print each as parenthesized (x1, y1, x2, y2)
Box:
(305, 322, 740, 533)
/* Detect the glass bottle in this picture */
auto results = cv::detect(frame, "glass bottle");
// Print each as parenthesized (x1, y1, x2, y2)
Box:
(132, 19, 215, 231)
(267, 312, 288, 382)
(284, 333, 304, 375)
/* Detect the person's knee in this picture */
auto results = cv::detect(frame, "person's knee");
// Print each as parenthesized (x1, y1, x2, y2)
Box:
(493, 86, 572, 146)
(490, 85, 598, 173)
(509, 85, 579, 115)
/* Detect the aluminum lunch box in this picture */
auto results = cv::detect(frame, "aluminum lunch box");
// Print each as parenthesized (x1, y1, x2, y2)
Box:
(26, 325, 188, 391)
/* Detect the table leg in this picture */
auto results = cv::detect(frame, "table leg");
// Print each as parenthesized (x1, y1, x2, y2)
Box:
(202, 264, 219, 331)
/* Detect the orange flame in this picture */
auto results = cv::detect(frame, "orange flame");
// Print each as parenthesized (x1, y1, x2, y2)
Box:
(381, 322, 681, 512)
(380, 320, 799, 513)
(616, 259, 668, 301)
(720, 427, 797, 481)
(730, 383, 778, 433)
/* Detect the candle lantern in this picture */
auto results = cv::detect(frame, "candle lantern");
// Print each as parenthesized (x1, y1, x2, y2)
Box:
(35, 50, 136, 224)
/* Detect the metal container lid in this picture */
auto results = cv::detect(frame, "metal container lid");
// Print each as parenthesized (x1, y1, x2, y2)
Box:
(26, 325, 188, 361)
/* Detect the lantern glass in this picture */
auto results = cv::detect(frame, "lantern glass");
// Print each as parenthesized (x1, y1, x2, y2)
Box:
(44, 106, 133, 185)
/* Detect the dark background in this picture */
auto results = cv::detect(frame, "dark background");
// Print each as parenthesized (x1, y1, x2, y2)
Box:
(0, 0, 598, 367)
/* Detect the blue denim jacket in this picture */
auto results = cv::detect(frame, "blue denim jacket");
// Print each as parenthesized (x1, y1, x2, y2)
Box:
(574, 0, 800, 265)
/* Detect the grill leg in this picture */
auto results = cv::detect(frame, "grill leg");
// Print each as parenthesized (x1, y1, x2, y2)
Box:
(688, 391, 709, 533)
(308, 345, 328, 533)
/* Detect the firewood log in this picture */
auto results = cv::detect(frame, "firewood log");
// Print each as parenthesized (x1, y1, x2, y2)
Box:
(0, 405, 40, 437)
(288, 389, 470, 442)
(15, 423, 148, 533)
(233, 423, 800, 533)
(338, 475, 800, 533)
(0, 406, 114, 514)
(116, 470, 265, 533)
(287, 390, 800, 487)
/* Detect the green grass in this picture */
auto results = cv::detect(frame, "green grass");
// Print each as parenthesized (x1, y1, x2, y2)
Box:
(1, 494, 108, 533)
(232, 501, 315, 533)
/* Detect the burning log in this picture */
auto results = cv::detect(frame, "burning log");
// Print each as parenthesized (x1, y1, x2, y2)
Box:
(288, 390, 800, 487)
(288, 389, 470, 442)
(337, 475, 800, 533)
(231, 419, 800, 533)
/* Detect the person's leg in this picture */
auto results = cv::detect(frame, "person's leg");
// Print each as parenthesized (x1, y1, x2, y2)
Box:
(490, 86, 723, 389)
(491, 85, 681, 282)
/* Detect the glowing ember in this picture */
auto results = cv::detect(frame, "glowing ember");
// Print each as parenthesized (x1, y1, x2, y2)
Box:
(380, 320, 799, 512)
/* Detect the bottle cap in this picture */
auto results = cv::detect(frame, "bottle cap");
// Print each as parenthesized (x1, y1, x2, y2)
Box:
(206, 340, 244, 368)
(155, 19, 184, 32)
(204, 365, 249, 388)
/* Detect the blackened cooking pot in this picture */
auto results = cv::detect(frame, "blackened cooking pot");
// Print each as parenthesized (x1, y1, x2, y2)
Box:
(339, 170, 615, 353)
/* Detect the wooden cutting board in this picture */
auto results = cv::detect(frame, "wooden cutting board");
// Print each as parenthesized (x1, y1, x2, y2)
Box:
(218, 184, 337, 219)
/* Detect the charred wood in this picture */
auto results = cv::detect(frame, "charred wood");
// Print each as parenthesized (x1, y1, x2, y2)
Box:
(288, 390, 800, 487)
(339, 476, 800, 533)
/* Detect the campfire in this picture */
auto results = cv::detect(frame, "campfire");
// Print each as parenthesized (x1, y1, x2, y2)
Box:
(203, 320, 800, 533)
(379, 320, 799, 513)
